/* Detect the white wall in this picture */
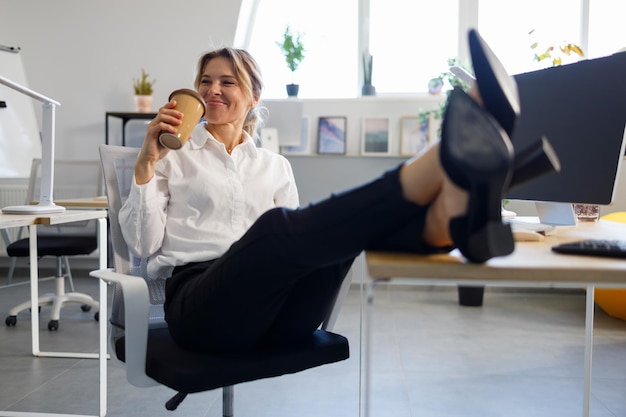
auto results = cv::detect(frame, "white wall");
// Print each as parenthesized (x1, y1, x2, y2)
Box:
(0, 0, 243, 161)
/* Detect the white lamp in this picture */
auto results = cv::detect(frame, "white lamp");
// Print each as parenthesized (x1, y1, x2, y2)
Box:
(0, 74, 65, 214)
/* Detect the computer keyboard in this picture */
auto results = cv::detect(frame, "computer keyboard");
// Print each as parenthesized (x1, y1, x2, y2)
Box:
(552, 239, 626, 258)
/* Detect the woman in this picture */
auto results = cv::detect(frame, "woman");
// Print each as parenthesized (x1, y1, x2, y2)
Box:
(119, 30, 557, 353)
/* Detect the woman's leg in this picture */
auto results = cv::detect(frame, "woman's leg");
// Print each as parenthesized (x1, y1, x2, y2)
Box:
(166, 258, 354, 352)
(166, 99, 519, 351)
(261, 260, 354, 347)
(166, 146, 454, 352)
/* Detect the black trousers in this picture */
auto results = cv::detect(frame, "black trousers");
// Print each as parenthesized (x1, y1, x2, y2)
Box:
(164, 165, 447, 353)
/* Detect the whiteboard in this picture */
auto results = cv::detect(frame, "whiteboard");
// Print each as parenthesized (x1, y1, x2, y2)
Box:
(0, 46, 42, 178)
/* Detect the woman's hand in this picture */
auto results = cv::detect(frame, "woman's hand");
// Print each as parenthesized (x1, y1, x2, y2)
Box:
(134, 100, 182, 184)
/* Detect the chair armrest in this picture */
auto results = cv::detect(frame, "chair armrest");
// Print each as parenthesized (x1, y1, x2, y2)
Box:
(90, 268, 158, 388)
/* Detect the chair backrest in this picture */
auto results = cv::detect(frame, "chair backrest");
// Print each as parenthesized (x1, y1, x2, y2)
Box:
(97, 146, 139, 276)
(98, 145, 165, 331)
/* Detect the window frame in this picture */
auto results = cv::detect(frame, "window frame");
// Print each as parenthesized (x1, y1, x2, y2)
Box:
(236, 0, 612, 98)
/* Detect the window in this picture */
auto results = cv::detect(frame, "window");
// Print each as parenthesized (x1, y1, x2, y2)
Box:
(239, 0, 626, 98)
(478, 0, 581, 75)
(588, 0, 626, 57)
(369, 0, 459, 94)
(243, 0, 358, 99)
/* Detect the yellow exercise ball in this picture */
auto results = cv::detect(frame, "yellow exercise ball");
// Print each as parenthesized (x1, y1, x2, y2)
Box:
(594, 212, 626, 320)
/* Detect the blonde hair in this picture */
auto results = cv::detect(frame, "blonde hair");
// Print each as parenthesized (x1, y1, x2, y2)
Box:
(194, 48, 264, 138)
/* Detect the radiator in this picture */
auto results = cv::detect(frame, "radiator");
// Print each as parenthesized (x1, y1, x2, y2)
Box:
(0, 179, 29, 256)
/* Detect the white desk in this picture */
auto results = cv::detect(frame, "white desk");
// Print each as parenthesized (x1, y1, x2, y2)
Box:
(0, 210, 108, 417)
(363, 219, 626, 417)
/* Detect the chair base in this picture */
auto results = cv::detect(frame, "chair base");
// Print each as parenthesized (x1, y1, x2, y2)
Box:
(5, 275, 99, 331)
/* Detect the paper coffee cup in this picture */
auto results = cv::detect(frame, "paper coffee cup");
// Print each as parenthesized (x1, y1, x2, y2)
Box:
(159, 89, 206, 150)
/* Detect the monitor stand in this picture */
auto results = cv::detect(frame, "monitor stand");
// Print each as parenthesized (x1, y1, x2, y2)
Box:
(535, 202, 576, 226)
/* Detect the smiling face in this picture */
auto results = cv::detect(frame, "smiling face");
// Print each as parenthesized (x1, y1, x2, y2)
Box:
(197, 56, 256, 129)
(193, 48, 264, 138)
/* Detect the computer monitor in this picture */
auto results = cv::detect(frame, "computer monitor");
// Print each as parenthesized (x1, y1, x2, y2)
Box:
(261, 99, 304, 146)
(506, 51, 626, 223)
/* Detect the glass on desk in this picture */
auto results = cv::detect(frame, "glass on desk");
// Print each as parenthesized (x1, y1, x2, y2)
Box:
(573, 203, 600, 222)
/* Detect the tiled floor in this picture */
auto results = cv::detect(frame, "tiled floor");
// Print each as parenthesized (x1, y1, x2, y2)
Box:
(1, 269, 625, 416)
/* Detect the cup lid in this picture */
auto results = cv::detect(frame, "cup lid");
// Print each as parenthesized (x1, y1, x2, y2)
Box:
(168, 88, 207, 117)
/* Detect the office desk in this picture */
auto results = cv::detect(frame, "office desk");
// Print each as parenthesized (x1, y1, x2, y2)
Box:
(0, 210, 108, 417)
(363, 219, 626, 417)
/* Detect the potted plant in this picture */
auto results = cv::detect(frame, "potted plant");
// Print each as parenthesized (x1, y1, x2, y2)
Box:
(361, 51, 376, 96)
(276, 26, 305, 97)
(132, 69, 156, 113)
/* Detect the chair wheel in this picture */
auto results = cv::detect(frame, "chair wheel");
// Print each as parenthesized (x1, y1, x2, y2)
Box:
(5, 315, 17, 327)
(48, 320, 59, 331)
(94, 312, 99, 321)
(81, 304, 92, 312)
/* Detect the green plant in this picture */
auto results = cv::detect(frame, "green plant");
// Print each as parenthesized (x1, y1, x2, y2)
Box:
(133, 69, 156, 95)
(276, 26, 305, 73)
(419, 57, 473, 123)
(362, 51, 373, 85)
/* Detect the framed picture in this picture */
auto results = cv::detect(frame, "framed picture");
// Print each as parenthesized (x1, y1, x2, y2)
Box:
(400, 116, 430, 156)
(317, 116, 347, 155)
(281, 116, 311, 155)
(361, 117, 390, 155)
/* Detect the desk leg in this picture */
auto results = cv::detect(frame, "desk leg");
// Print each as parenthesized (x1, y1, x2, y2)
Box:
(583, 285, 595, 417)
(97, 218, 108, 416)
(33, 220, 107, 360)
(29, 225, 40, 357)
(362, 278, 388, 417)
(121, 120, 128, 146)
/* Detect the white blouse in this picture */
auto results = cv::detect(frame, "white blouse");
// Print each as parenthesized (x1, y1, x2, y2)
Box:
(119, 123, 300, 280)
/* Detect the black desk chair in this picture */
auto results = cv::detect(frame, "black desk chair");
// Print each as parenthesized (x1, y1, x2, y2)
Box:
(4, 159, 102, 330)
(92, 145, 350, 415)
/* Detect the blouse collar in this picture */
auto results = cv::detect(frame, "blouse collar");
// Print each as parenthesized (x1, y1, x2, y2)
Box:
(189, 122, 258, 157)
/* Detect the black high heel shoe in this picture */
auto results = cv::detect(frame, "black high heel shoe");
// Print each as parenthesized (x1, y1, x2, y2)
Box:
(440, 29, 519, 263)
(468, 28, 561, 188)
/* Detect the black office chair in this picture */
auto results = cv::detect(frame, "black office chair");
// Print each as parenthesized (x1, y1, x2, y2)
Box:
(92, 145, 350, 415)
(4, 159, 102, 330)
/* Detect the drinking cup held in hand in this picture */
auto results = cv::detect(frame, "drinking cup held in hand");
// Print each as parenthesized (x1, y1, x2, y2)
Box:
(158, 89, 206, 150)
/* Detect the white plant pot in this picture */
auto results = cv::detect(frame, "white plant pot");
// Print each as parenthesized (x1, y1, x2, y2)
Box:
(134, 95, 153, 113)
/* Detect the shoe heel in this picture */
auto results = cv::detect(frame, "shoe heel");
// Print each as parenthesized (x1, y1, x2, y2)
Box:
(451, 218, 514, 263)
(510, 136, 561, 188)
